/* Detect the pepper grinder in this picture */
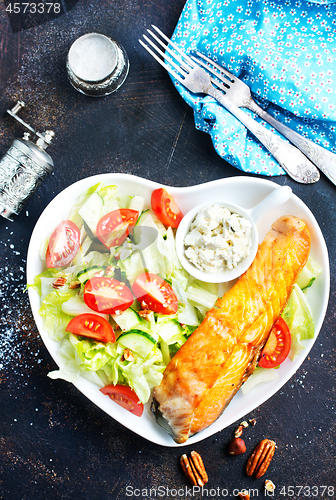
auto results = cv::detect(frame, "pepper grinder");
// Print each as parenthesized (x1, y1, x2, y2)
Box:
(0, 100, 55, 220)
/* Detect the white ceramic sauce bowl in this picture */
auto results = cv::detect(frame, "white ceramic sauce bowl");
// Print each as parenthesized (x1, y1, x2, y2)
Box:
(175, 185, 292, 283)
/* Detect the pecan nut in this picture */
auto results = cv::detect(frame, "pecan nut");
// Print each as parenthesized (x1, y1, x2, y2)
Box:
(180, 451, 208, 486)
(69, 280, 81, 289)
(122, 349, 134, 362)
(246, 439, 276, 479)
(238, 491, 250, 500)
(105, 265, 115, 276)
(265, 479, 276, 492)
(138, 309, 154, 322)
(234, 425, 244, 438)
(52, 277, 67, 289)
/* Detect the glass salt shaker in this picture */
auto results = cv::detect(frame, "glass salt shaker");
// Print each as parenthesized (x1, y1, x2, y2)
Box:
(66, 33, 129, 97)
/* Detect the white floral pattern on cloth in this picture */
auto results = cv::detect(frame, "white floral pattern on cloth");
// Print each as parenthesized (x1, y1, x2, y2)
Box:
(170, 0, 336, 176)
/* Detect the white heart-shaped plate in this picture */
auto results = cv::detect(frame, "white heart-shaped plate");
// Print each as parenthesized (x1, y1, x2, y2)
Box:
(26, 174, 330, 447)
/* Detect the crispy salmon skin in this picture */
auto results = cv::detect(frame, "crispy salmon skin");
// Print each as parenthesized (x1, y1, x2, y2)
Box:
(152, 216, 311, 443)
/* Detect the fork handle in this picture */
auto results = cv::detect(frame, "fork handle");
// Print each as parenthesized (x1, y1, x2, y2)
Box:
(248, 100, 336, 186)
(207, 87, 320, 184)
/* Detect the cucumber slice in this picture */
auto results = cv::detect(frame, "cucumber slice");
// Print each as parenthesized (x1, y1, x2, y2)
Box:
(296, 257, 322, 291)
(135, 209, 149, 227)
(77, 266, 105, 284)
(117, 329, 156, 358)
(129, 195, 145, 214)
(78, 192, 104, 236)
(114, 306, 158, 339)
(156, 318, 184, 345)
(296, 267, 315, 291)
(136, 211, 166, 236)
(112, 308, 140, 331)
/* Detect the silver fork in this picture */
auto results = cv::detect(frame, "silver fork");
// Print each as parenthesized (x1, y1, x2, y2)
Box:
(193, 52, 336, 187)
(139, 26, 319, 184)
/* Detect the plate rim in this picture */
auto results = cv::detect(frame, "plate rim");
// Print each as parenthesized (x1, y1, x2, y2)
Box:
(26, 173, 330, 447)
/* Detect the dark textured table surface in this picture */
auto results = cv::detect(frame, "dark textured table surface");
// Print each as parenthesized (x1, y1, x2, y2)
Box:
(0, 1, 335, 499)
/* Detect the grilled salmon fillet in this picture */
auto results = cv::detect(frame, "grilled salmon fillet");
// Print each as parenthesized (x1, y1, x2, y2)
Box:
(152, 215, 311, 443)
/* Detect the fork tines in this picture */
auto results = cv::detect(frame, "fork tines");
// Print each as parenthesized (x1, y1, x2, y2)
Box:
(191, 51, 236, 93)
(139, 25, 196, 85)
(195, 51, 236, 82)
(139, 26, 236, 94)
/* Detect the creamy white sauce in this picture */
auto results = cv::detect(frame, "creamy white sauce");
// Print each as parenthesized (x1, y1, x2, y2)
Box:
(184, 204, 253, 273)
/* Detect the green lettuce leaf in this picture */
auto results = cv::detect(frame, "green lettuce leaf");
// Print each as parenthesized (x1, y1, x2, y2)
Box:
(49, 331, 165, 404)
(39, 289, 77, 340)
(69, 333, 118, 371)
(282, 283, 315, 360)
(27, 268, 59, 295)
(48, 337, 106, 385)
(99, 346, 165, 403)
(68, 182, 102, 227)
(241, 366, 279, 394)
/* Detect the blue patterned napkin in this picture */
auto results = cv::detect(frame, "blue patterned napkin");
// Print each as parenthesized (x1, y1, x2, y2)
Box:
(171, 0, 336, 176)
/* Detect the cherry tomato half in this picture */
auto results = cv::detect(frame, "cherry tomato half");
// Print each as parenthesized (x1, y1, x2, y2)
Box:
(100, 384, 143, 416)
(96, 209, 139, 248)
(66, 313, 115, 343)
(46, 220, 81, 268)
(151, 188, 183, 228)
(132, 272, 178, 315)
(83, 277, 134, 315)
(258, 317, 292, 368)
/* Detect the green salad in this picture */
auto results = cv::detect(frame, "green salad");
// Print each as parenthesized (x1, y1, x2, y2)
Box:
(31, 182, 223, 407)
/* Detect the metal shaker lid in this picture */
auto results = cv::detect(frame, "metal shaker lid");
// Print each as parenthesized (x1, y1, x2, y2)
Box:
(13, 136, 54, 173)
(68, 33, 118, 82)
